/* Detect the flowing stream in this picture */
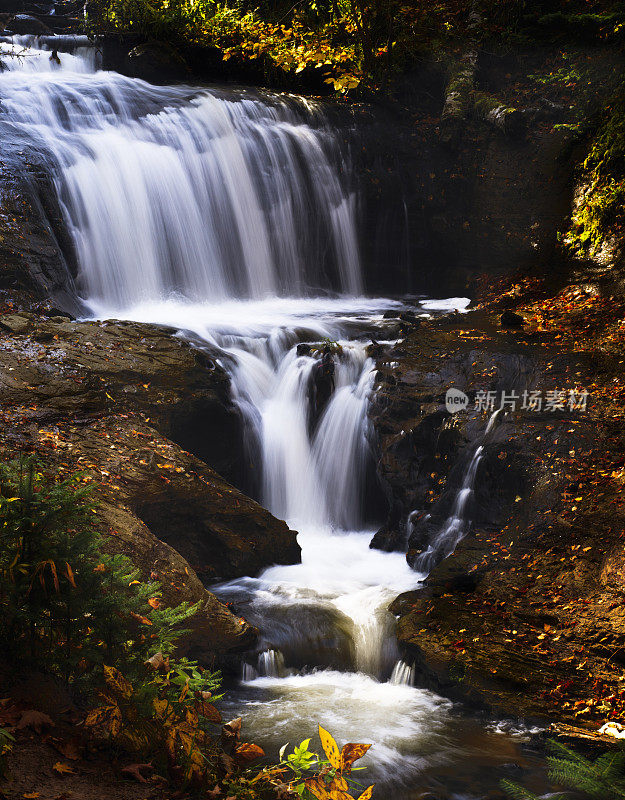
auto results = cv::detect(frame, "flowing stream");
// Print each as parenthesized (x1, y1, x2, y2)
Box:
(0, 38, 551, 798)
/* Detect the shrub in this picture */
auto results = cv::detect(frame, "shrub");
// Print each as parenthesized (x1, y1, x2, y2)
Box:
(0, 456, 203, 689)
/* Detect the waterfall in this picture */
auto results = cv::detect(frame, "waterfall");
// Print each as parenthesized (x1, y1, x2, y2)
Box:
(257, 649, 286, 678)
(390, 660, 415, 687)
(0, 37, 362, 307)
(413, 409, 500, 572)
(0, 39, 475, 786)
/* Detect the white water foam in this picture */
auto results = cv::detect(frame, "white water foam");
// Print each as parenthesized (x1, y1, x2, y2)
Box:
(0, 38, 484, 789)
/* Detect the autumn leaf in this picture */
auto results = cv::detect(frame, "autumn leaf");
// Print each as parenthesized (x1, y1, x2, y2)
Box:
(103, 665, 133, 699)
(340, 742, 371, 773)
(147, 597, 161, 609)
(197, 700, 221, 724)
(64, 562, 77, 588)
(318, 724, 340, 770)
(17, 710, 54, 733)
(50, 737, 82, 761)
(304, 778, 330, 800)
(121, 763, 154, 783)
(356, 786, 375, 800)
(234, 742, 265, 763)
(52, 761, 75, 776)
(145, 651, 168, 671)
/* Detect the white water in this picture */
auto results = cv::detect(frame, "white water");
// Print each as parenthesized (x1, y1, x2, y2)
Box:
(0, 39, 527, 795)
(414, 410, 500, 572)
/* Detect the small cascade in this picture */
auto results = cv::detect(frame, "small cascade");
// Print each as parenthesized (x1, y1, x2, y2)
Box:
(414, 410, 501, 572)
(0, 38, 502, 788)
(257, 649, 286, 678)
(241, 662, 258, 682)
(390, 660, 415, 686)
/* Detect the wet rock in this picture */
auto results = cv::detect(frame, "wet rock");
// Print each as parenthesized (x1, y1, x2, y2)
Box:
(6, 14, 52, 35)
(0, 313, 33, 335)
(126, 42, 189, 83)
(378, 308, 625, 723)
(0, 317, 302, 658)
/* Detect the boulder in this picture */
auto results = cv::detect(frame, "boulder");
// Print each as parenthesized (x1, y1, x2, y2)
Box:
(6, 14, 52, 35)
(0, 316, 301, 657)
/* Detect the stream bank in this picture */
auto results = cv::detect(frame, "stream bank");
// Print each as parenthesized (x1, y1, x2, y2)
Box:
(375, 285, 625, 732)
(0, 21, 624, 800)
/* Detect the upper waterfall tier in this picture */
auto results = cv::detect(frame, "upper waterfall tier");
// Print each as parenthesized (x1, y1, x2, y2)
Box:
(0, 37, 362, 307)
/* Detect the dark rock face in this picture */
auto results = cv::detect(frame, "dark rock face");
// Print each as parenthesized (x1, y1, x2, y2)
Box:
(6, 14, 52, 35)
(125, 42, 190, 83)
(376, 308, 625, 722)
(0, 314, 301, 657)
(0, 154, 82, 315)
(500, 309, 525, 328)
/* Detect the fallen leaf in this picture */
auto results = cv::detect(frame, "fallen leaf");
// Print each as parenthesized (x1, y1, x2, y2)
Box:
(17, 710, 54, 733)
(50, 737, 82, 760)
(234, 742, 265, 763)
(121, 763, 154, 783)
(52, 762, 75, 776)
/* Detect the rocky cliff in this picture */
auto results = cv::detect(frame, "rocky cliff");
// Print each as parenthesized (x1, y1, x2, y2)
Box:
(0, 310, 301, 659)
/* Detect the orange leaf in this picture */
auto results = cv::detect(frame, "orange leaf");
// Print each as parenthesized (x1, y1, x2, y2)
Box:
(305, 778, 329, 800)
(148, 597, 161, 609)
(356, 786, 375, 800)
(103, 665, 133, 699)
(234, 742, 265, 763)
(52, 761, 75, 775)
(318, 725, 340, 770)
(65, 562, 77, 588)
(340, 742, 371, 773)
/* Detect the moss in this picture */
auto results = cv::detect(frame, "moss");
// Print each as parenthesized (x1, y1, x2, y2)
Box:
(566, 93, 625, 255)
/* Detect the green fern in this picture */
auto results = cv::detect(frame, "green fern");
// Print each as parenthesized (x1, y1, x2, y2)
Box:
(502, 739, 625, 800)
(500, 780, 547, 800)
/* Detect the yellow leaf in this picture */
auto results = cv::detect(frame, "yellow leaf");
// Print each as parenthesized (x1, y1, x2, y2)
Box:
(104, 665, 133, 699)
(318, 724, 340, 770)
(356, 787, 375, 800)
(340, 742, 371, 773)
(53, 761, 75, 775)
(23, 794, 40, 798)
(153, 698, 169, 718)
(304, 778, 329, 800)
(84, 706, 112, 728)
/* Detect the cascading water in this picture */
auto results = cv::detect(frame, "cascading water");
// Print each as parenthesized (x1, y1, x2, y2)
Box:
(414, 410, 500, 572)
(0, 38, 548, 797)
(1, 36, 361, 306)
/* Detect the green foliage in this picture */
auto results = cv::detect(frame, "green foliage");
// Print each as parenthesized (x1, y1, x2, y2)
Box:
(0, 727, 14, 779)
(86, 0, 460, 94)
(0, 456, 201, 690)
(503, 739, 625, 800)
(277, 727, 372, 799)
(565, 90, 625, 255)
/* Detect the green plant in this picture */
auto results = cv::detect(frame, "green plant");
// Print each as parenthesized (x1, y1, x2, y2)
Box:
(502, 739, 625, 800)
(278, 725, 373, 799)
(0, 456, 201, 688)
(0, 727, 14, 779)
